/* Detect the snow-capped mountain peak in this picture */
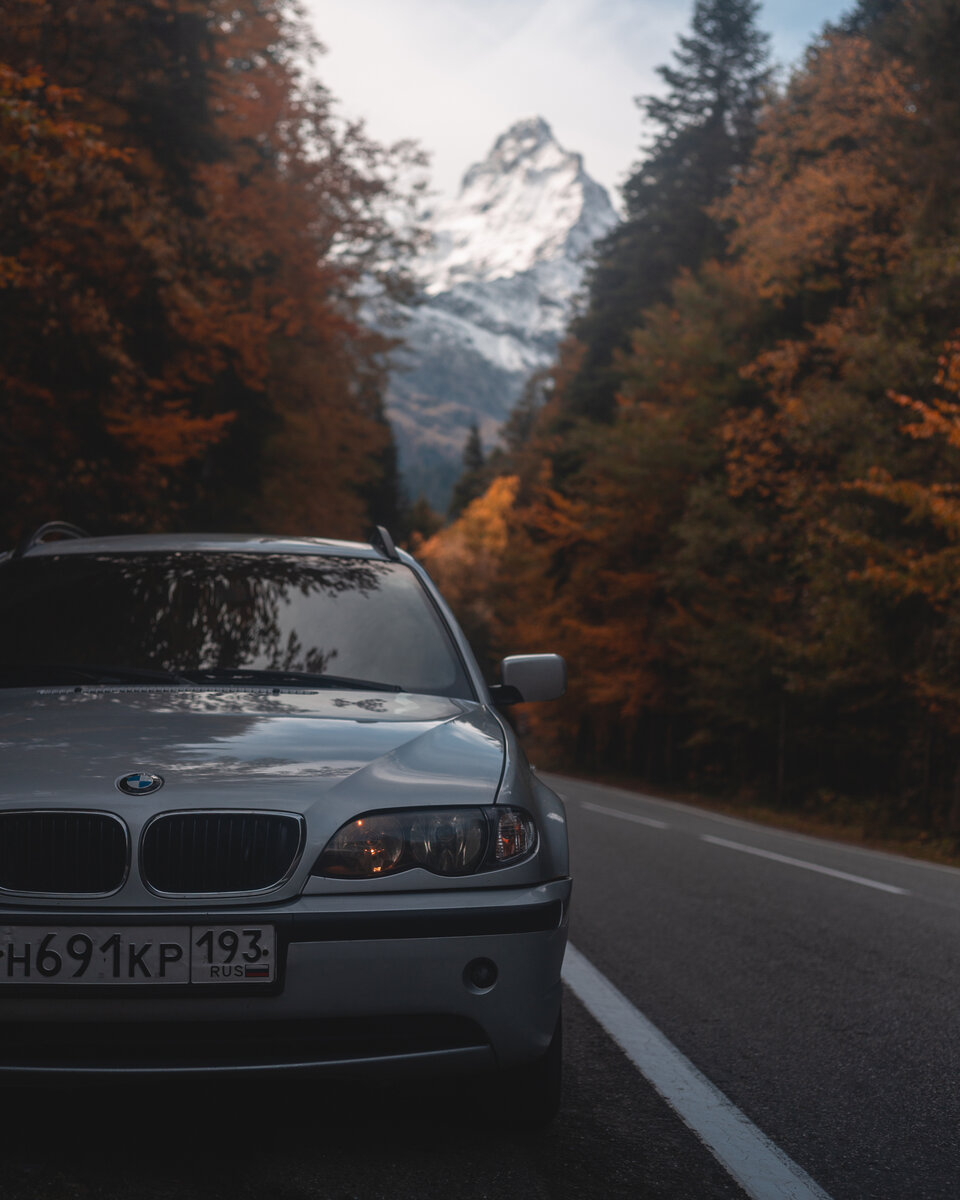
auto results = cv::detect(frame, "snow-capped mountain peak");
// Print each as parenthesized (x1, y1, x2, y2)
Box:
(466, 115, 566, 179)
(386, 116, 618, 508)
(420, 116, 615, 294)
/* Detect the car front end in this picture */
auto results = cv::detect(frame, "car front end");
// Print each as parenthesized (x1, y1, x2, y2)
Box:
(0, 531, 569, 1106)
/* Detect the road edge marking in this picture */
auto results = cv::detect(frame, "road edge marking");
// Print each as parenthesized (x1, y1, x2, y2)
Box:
(543, 771, 960, 878)
(562, 943, 833, 1200)
(581, 801, 669, 829)
(700, 835, 910, 895)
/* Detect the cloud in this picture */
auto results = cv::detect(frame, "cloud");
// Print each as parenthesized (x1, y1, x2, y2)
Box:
(306, 0, 853, 206)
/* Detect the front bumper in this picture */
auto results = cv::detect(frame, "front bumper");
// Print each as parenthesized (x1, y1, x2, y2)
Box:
(0, 879, 570, 1079)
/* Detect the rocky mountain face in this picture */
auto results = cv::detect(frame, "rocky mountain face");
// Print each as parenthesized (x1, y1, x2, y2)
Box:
(386, 117, 618, 509)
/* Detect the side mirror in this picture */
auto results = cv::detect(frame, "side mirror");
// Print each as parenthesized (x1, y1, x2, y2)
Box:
(490, 654, 566, 705)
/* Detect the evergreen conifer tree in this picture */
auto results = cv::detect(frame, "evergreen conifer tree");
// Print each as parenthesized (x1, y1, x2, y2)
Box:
(565, 0, 771, 421)
(447, 422, 487, 518)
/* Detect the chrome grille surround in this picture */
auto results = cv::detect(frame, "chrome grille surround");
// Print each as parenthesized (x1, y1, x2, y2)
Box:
(0, 810, 129, 897)
(139, 810, 305, 897)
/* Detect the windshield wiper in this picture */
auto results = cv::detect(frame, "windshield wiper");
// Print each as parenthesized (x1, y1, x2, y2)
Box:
(0, 664, 191, 687)
(179, 668, 403, 692)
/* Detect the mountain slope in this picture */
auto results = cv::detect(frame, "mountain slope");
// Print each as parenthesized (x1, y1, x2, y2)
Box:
(387, 117, 618, 508)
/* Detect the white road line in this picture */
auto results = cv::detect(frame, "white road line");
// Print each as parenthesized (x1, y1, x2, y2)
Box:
(546, 772, 960, 878)
(562, 944, 833, 1200)
(581, 801, 669, 829)
(700, 835, 910, 895)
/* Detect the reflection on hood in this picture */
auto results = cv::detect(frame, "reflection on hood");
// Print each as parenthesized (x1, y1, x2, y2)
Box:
(0, 688, 505, 808)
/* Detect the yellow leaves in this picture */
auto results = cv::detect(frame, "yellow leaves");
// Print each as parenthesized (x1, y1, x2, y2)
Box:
(417, 476, 520, 622)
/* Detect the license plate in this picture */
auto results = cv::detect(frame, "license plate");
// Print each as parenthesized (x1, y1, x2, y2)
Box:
(0, 925, 276, 985)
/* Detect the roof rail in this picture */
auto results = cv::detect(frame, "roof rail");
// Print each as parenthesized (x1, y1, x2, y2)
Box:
(370, 525, 400, 561)
(14, 521, 91, 559)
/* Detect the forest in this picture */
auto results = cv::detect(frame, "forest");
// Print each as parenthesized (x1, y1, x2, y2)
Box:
(5, 0, 960, 840)
(420, 0, 960, 843)
(0, 0, 421, 542)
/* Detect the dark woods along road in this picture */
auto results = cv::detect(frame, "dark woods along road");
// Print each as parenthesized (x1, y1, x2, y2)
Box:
(5, 775, 958, 1200)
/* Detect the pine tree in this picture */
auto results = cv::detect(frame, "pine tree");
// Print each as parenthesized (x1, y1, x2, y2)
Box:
(564, 0, 771, 421)
(462, 423, 485, 474)
(448, 422, 487, 518)
(405, 495, 443, 544)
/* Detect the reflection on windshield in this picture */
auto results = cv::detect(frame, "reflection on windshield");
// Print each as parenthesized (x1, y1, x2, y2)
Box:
(0, 554, 473, 699)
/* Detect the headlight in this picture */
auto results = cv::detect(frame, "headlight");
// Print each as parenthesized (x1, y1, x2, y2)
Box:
(312, 807, 538, 879)
(317, 813, 405, 877)
(409, 810, 486, 875)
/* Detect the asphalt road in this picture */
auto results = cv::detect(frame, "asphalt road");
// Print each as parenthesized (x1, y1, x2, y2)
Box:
(551, 773, 960, 1200)
(6, 774, 960, 1199)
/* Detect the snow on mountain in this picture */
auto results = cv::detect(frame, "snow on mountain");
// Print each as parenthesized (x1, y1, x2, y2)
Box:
(386, 116, 618, 509)
(421, 117, 616, 294)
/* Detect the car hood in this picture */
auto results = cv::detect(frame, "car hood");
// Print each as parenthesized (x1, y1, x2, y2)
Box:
(0, 687, 506, 812)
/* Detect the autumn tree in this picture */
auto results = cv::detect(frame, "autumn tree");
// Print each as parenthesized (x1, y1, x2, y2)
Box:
(611, 12, 960, 813)
(652, 32, 921, 792)
(464, 0, 774, 772)
(0, 66, 235, 527)
(417, 475, 520, 671)
(402, 1, 960, 835)
(0, 0, 419, 543)
(832, 332, 960, 829)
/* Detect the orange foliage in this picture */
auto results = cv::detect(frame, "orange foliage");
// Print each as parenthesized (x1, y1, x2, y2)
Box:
(715, 36, 918, 512)
(103, 403, 236, 470)
(716, 34, 916, 302)
(850, 333, 960, 572)
(450, 13, 960, 813)
(497, 450, 673, 763)
(417, 476, 520, 661)
(1, 0, 416, 540)
(888, 335, 960, 456)
(0, 31, 236, 527)
(842, 334, 960, 732)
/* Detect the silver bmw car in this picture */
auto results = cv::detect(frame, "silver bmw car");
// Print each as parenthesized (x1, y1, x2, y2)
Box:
(0, 524, 570, 1121)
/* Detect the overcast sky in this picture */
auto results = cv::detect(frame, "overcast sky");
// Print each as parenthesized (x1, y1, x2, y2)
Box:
(304, 0, 856, 208)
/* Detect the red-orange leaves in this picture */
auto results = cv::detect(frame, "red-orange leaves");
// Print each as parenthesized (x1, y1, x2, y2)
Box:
(716, 35, 916, 304)
(1, 0, 419, 539)
(104, 403, 235, 470)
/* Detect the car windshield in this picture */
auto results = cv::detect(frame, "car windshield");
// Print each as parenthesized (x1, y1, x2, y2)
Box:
(0, 552, 474, 699)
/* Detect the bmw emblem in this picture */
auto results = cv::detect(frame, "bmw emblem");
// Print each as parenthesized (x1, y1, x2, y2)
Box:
(117, 772, 164, 796)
